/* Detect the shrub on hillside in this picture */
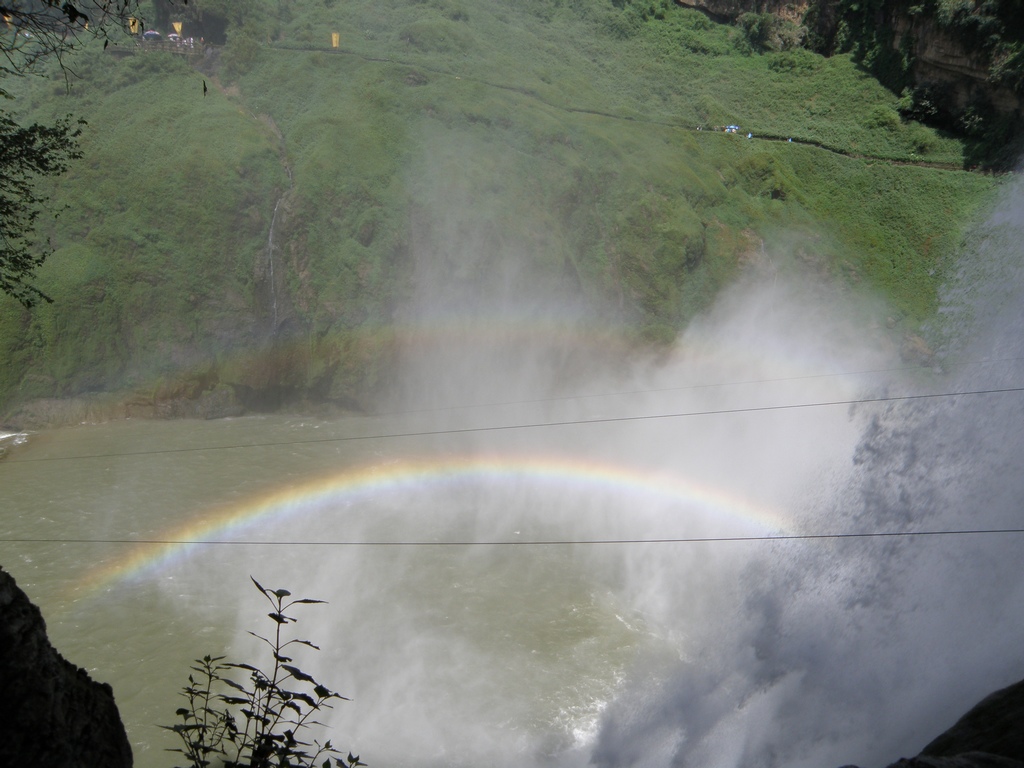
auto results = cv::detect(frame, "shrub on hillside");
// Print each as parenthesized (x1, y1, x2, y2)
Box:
(736, 12, 805, 53)
(767, 49, 823, 74)
(221, 23, 265, 80)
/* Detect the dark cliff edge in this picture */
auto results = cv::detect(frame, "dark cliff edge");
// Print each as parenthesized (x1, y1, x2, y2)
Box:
(0, 566, 133, 768)
(908, 677, 1024, 766)
(842, 677, 1024, 768)
(676, 0, 1024, 168)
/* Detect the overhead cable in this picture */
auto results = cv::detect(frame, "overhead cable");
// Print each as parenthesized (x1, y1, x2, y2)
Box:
(4, 384, 1024, 464)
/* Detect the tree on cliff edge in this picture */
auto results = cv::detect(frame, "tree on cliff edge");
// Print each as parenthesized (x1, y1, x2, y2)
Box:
(0, 0, 139, 307)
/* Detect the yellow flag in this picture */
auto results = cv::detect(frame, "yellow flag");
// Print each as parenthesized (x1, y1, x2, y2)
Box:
(331, 32, 340, 48)
(173, 21, 182, 34)
(128, 16, 140, 33)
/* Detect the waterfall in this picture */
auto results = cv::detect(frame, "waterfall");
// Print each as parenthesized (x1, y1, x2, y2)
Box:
(266, 196, 283, 330)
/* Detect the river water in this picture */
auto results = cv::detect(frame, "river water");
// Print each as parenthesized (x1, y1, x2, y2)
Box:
(0, 388, 842, 768)
(0, 299, 871, 768)
(4, 183, 1024, 768)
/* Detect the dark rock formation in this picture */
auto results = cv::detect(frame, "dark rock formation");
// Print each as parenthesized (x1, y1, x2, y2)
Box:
(918, 678, 1024, 764)
(677, 0, 811, 23)
(874, 678, 1024, 768)
(676, 0, 1021, 124)
(0, 566, 133, 768)
(886, 754, 1024, 768)
(890, 14, 1021, 115)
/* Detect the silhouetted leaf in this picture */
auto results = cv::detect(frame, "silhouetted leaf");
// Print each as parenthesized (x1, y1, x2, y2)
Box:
(282, 664, 315, 682)
(290, 692, 317, 708)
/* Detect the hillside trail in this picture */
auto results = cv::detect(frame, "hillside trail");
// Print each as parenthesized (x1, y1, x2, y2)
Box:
(263, 42, 997, 175)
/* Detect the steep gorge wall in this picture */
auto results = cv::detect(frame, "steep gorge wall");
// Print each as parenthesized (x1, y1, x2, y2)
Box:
(0, 567, 133, 768)
(676, 0, 1021, 116)
(891, 12, 1021, 114)
(677, 0, 812, 23)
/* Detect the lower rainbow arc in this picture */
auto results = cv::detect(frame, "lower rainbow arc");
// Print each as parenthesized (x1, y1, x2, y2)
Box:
(76, 453, 789, 598)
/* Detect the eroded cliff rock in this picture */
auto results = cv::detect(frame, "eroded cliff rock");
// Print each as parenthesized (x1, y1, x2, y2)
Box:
(676, 0, 1020, 121)
(875, 677, 1024, 768)
(0, 566, 133, 768)
(888, 755, 1024, 768)
(677, 0, 811, 23)
(892, 13, 1021, 115)
(917, 677, 1024, 765)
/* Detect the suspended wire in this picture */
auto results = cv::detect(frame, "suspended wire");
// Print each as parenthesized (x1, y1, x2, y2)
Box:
(371, 354, 1024, 418)
(4, 383, 1024, 464)
(3, 374, 1022, 550)
(3, 527, 1024, 547)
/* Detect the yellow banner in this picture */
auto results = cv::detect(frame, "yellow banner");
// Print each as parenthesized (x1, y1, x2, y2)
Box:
(128, 17, 140, 33)
(173, 21, 182, 34)
(331, 32, 340, 48)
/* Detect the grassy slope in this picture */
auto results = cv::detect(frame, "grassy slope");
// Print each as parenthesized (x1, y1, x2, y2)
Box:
(0, 50, 284, 403)
(0, 0, 1001, 416)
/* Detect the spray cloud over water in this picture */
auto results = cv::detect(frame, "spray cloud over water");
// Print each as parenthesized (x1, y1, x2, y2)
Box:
(230, 165, 1024, 768)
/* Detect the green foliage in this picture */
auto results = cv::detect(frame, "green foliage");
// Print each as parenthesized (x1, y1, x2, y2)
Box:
(0, 0, 140, 309)
(0, 112, 83, 307)
(0, 0, 1003, 414)
(165, 577, 365, 768)
(598, 6, 644, 40)
(767, 49, 823, 74)
(865, 104, 902, 131)
(736, 12, 806, 53)
(398, 18, 475, 53)
(835, 0, 1024, 165)
(222, 22, 268, 80)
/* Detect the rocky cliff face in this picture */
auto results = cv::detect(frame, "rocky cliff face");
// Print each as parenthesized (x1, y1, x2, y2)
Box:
(676, 0, 1020, 117)
(914, 677, 1024, 765)
(872, 677, 1024, 768)
(677, 0, 811, 23)
(891, 13, 1021, 114)
(0, 567, 133, 768)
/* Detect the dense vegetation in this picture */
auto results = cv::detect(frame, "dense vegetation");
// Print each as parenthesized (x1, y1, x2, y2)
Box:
(0, 0, 1005, 420)
(828, 0, 1024, 166)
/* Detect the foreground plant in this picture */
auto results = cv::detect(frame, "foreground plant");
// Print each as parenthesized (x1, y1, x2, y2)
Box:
(164, 577, 364, 768)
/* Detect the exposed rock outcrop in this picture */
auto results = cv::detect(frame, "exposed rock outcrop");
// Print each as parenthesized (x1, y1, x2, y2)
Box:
(891, 14, 1021, 115)
(886, 754, 1024, 768)
(917, 678, 1024, 764)
(677, 0, 811, 23)
(0, 567, 133, 768)
(676, 0, 1021, 121)
(866, 677, 1024, 768)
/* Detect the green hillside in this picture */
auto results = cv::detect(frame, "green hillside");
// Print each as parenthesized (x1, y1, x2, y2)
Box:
(0, 0, 1002, 420)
